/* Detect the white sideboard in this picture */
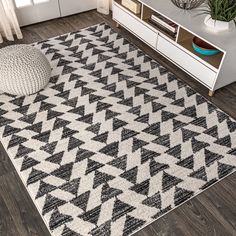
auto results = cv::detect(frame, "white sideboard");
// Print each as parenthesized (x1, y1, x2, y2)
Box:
(112, 0, 236, 96)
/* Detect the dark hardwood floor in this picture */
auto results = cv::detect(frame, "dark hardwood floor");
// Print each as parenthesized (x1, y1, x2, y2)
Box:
(0, 10, 236, 236)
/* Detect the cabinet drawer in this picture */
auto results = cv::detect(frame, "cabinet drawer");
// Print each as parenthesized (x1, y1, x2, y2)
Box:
(157, 36, 217, 88)
(59, 0, 97, 17)
(113, 4, 158, 48)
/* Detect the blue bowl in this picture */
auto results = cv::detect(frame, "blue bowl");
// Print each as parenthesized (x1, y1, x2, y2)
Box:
(192, 37, 220, 56)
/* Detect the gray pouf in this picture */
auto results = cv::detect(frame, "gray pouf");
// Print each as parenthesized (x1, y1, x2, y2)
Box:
(0, 44, 51, 95)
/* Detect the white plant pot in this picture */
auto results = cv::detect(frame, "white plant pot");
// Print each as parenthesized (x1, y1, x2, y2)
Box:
(204, 15, 234, 32)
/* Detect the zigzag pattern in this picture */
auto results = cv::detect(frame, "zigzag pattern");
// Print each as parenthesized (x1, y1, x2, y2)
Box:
(0, 23, 235, 236)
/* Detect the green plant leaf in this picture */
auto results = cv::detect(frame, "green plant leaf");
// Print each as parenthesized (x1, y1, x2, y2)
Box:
(202, 0, 236, 22)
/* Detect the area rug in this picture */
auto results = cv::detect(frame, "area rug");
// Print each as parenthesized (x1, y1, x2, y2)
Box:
(0, 23, 236, 236)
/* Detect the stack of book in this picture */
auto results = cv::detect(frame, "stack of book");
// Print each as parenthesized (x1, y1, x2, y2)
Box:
(149, 13, 178, 37)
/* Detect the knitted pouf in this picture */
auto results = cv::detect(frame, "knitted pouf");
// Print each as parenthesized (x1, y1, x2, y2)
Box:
(0, 44, 51, 95)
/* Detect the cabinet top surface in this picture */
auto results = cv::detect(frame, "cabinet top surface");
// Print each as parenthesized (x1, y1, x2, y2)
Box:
(140, 0, 236, 51)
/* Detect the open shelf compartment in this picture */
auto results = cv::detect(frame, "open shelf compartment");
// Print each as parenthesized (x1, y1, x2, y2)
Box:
(114, 0, 142, 19)
(177, 27, 224, 69)
(142, 4, 179, 41)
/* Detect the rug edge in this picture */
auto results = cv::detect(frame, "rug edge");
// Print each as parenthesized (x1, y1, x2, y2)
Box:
(130, 169, 236, 236)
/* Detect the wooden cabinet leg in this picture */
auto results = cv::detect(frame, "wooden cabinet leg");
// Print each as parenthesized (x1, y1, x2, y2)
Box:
(208, 90, 215, 97)
(116, 22, 120, 28)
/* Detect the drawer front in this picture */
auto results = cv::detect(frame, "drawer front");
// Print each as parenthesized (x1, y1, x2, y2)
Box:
(113, 4, 157, 48)
(157, 36, 216, 88)
(59, 0, 97, 17)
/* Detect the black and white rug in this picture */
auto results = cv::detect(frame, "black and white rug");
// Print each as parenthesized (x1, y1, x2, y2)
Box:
(0, 23, 236, 236)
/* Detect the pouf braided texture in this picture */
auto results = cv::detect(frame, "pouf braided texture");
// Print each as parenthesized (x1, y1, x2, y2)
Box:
(0, 44, 51, 95)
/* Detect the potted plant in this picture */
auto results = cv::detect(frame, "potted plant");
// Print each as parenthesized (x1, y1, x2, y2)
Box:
(203, 0, 236, 32)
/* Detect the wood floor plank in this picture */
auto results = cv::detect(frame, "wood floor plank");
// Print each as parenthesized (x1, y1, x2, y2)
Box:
(197, 175, 236, 232)
(0, 192, 20, 236)
(0, 10, 235, 236)
(143, 198, 235, 236)
(65, 11, 104, 30)
(27, 18, 76, 40)
(0, 142, 14, 177)
(0, 172, 50, 236)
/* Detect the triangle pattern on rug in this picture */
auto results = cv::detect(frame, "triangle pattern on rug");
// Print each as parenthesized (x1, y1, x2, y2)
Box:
(0, 23, 235, 236)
